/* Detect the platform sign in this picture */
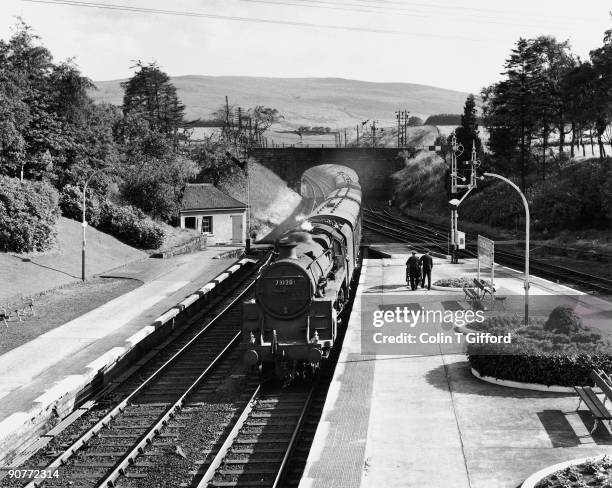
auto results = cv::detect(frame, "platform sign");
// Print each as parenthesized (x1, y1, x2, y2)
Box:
(456, 231, 466, 250)
(477, 235, 495, 284)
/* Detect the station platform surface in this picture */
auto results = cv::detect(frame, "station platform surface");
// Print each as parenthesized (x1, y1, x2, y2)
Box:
(0, 247, 240, 459)
(299, 254, 612, 488)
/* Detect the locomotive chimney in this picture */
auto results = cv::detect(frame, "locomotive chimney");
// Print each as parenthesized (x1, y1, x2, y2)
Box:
(278, 237, 298, 259)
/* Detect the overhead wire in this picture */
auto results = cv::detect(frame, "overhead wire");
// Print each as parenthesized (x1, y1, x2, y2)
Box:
(318, 0, 596, 23)
(22, 0, 506, 43)
(239, 0, 590, 29)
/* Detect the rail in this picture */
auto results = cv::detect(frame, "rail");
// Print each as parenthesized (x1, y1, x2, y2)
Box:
(25, 280, 257, 488)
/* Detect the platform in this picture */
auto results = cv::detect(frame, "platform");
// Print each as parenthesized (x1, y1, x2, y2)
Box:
(299, 255, 612, 488)
(0, 247, 243, 464)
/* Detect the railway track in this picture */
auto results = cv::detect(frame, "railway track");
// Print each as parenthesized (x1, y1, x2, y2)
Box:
(197, 385, 313, 488)
(15, 265, 263, 488)
(364, 207, 612, 294)
(194, 258, 363, 488)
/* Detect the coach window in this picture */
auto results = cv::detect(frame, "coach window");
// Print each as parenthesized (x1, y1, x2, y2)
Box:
(184, 216, 196, 229)
(201, 216, 213, 234)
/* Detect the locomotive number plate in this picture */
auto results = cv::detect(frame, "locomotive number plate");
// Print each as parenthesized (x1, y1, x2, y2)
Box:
(274, 279, 295, 287)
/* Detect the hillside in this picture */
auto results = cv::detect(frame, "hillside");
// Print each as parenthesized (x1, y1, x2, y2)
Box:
(216, 161, 302, 239)
(0, 217, 145, 303)
(92, 75, 469, 129)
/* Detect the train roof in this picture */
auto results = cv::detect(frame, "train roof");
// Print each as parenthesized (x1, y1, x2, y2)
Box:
(310, 196, 360, 229)
(327, 187, 362, 206)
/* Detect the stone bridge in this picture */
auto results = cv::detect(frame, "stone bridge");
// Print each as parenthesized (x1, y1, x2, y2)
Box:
(248, 147, 406, 200)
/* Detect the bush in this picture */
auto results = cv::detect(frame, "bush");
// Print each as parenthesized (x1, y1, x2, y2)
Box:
(59, 184, 101, 225)
(467, 317, 612, 386)
(98, 202, 165, 249)
(544, 305, 583, 335)
(0, 176, 60, 252)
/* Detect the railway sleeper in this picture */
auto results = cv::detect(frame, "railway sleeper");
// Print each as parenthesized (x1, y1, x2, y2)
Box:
(223, 456, 284, 464)
(238, 427, 295, 434)
(219, 466, 279, 475)
(230, 447, 289, 454)
(73, 461, 117, 468)
(250, 411, 300, 418)
(234, 437, 291, 444)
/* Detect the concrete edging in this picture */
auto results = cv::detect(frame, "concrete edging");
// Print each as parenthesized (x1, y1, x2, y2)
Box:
(431, 284, 464, 292)
(470, 367, 577, 393)
(521, 455, 610, 488)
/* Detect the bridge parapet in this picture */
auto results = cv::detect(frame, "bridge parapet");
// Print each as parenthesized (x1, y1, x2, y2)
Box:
(249, 147, 405, 200)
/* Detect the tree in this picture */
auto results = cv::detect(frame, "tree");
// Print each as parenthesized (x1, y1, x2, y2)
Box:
(191, 134, 245, 186)
(531, 36, 576, 160)
(121, 61, 185, 137)
(482, 38, 548, 190)
(589, 35, 612, 158)
(247, 106, 283, 136)
(455, 94, 481, 164)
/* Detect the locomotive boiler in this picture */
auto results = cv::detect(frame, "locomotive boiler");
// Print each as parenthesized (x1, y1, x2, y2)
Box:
(242, 166, 362, 379)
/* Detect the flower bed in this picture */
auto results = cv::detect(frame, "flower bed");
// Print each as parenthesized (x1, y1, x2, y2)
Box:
(533, 456, 612, 488)
(467, 315, 612, 387)
(433, 276, 473, 288)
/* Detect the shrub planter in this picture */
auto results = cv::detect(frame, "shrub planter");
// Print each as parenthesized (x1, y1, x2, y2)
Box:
(466, 316, 612, 388)
(471, 367, 576, 393)
(521, 455, 612, 488)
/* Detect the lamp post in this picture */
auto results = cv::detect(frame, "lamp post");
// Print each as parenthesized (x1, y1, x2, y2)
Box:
(82, 168, 107, 281)
(483, 172, 530, 325)
(245, 160, 251, 253)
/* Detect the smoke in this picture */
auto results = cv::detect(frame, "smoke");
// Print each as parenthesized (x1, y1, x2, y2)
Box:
(300, 220, 314, 231)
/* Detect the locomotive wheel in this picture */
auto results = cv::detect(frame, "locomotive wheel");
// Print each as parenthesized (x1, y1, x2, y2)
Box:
(304, 362, 320, 381)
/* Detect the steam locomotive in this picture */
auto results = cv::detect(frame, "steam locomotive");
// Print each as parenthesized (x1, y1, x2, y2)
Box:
(242, 166, 362, 379)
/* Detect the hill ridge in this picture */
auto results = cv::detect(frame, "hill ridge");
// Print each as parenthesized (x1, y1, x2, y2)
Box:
(92, 75, 469, 129)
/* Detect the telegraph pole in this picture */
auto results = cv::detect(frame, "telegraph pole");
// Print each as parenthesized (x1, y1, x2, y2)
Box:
(371, 121, 376, 148)
(395, 110, 409, 147)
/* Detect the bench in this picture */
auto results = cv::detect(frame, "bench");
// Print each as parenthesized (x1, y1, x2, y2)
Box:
(20, 297, 35, 317)
(574, 370, 612, 434)
(473, 278, 495, 299)
(463, 285, 482, 309)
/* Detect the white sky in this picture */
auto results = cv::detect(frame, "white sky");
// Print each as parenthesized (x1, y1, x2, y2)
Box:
(1, 0, 610, 93)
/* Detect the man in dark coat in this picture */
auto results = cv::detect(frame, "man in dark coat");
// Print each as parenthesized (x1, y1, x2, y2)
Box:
(406, 251, 420, 291)
(419, 250, 434, 290)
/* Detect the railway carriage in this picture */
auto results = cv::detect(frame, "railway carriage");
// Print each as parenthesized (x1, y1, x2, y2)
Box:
(242, 166, 362, 379)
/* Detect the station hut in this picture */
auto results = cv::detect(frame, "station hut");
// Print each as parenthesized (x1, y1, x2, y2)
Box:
(179, 183, 247, 244)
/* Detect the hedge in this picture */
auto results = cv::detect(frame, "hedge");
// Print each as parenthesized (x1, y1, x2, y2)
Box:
(98, 202, 165, 249)
(59, 184, 101, 225)
(0, 176, 60, 252)
(467, 315, 612, 387)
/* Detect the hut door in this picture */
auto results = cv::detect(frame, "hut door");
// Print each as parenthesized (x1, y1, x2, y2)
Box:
(231, 215, 243, 243)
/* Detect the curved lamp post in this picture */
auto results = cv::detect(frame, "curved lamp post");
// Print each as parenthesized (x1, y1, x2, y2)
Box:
(82, 168, 108, 281)
(483, 172, 530, 325)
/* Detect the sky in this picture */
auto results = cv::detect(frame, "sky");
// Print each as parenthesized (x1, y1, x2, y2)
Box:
(1, 0, 611, 93)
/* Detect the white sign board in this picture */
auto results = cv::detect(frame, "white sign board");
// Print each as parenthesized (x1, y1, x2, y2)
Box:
(456, 231, 466, 250)
(477, 235, 494, 268)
